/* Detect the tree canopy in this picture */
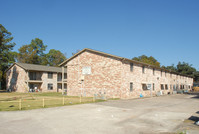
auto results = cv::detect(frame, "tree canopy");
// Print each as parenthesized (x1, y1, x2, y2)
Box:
(163, 64, 176, 72)
(165, 62, 199, 82)
(18, 38, 47, 64)
(17, 38, 66, 66)
(176, 62, 196, 76)
(132, 55, 199, 82)
(42, 49, 66, 66)
(0, 24, 16, 88)
(132, 55, 160, 67)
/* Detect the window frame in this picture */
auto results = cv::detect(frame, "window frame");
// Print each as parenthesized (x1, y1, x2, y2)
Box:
(48, 83, 53, 90)
(165, 84, 168, 90)
(142, 66, 145, 74)
(130, 63, 134, 72)
(64, 73, 67, 79)
(29, 72, 37, 80)
(161, 84, 164, 90)
(48, 72, 53, 79)
(130, 82, 133, 92)
(153, 83, 155, 90)
(153, 68, 155, 75)
(142, 83, 148, 91)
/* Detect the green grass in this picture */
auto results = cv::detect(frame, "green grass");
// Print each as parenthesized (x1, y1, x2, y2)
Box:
(0, 92, 105, 111)
(108, 98, 120, 100)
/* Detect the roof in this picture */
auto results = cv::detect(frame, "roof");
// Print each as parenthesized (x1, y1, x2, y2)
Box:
(6, 62, 67, 73)
(59, 48, 193, 78)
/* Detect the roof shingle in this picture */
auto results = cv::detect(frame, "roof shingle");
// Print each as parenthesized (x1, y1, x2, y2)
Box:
(12, 63, 66, 73)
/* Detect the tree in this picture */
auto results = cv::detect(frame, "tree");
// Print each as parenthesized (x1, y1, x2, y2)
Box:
(164, 64, 177, 72)
(42, 49, 66, 66)
(194, 71, 199, 82)
(0, 24, 16, 89)
(18, 38, 47, 64)
(176, 62, 196, 77)
(132, 55, 160, 67)
(165, 62, 199, 82)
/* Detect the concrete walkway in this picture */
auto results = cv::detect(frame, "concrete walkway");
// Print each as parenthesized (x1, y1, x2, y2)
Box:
(0, 94, 199, 134)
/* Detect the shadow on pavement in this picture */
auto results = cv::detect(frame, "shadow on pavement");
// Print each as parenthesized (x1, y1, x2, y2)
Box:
(186, 92, 199, 99)
(188, 116, 199, 122)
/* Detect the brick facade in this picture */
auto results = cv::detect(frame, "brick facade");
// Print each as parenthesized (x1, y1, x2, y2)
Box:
(6, 49, 193, 98)
(6, 64, 66, 93)
(6, 64, 28, 92)
(63, 49, 193, 99)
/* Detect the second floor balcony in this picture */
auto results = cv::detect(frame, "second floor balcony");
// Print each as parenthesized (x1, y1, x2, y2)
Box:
(28, 72, 42, 81)
(57, 73, 67, 81)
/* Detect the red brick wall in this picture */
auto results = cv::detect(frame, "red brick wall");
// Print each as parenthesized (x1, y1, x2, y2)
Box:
(65, 50, 193, 99)
(66, 51, 122, 97)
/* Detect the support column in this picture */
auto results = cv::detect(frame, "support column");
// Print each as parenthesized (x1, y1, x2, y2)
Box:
(26, 71, 29, 92)
(62, 66, 64, 95)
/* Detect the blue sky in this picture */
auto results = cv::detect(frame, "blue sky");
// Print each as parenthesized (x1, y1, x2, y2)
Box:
(1, 0, 199, 69)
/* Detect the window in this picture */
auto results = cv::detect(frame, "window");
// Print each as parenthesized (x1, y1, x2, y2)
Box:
(165, 84, 168, 90)
(57, 73, 62, 81)
(29, 72, 36, 80)
(48, 72, 53, 79)
(57, 73, 67, 81)
(57, 84, 62, 89)
(142, 84, 147, 91)
(57, 84, 67, 89)
(142, 66, 145, 74)
(48, 83, 53, 90)
(64, 73, 67, 79)
(153, 68, 155, 75)
(161, 84, 164, 90)
(153, 83, 155, 90)
(64, 84, 67, 89)
(170, 84, 172, 90)
(130, 82, 133, 92)
(161, 70, 162, 76)
(130, 63, 134, 72)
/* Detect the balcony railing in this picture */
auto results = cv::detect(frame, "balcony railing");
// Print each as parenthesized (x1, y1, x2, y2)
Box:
(29, 78, 42, 81)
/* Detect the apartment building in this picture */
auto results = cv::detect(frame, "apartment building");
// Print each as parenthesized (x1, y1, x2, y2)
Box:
(59, 48, 193, 99)
(6, 48, 193, 99)
(6, 63, 67, 92)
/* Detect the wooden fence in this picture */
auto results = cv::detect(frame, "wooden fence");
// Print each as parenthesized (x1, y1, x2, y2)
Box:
(0, 96, 99, 111)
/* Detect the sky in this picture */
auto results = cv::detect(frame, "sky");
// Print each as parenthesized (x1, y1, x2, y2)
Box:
(1, 0, 199, 69)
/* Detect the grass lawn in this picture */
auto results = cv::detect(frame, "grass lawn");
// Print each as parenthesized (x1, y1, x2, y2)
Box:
(0, 92, 105, 111)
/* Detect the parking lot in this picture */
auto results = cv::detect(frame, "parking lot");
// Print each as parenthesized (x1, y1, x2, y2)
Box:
(0, 94, 199, 134)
